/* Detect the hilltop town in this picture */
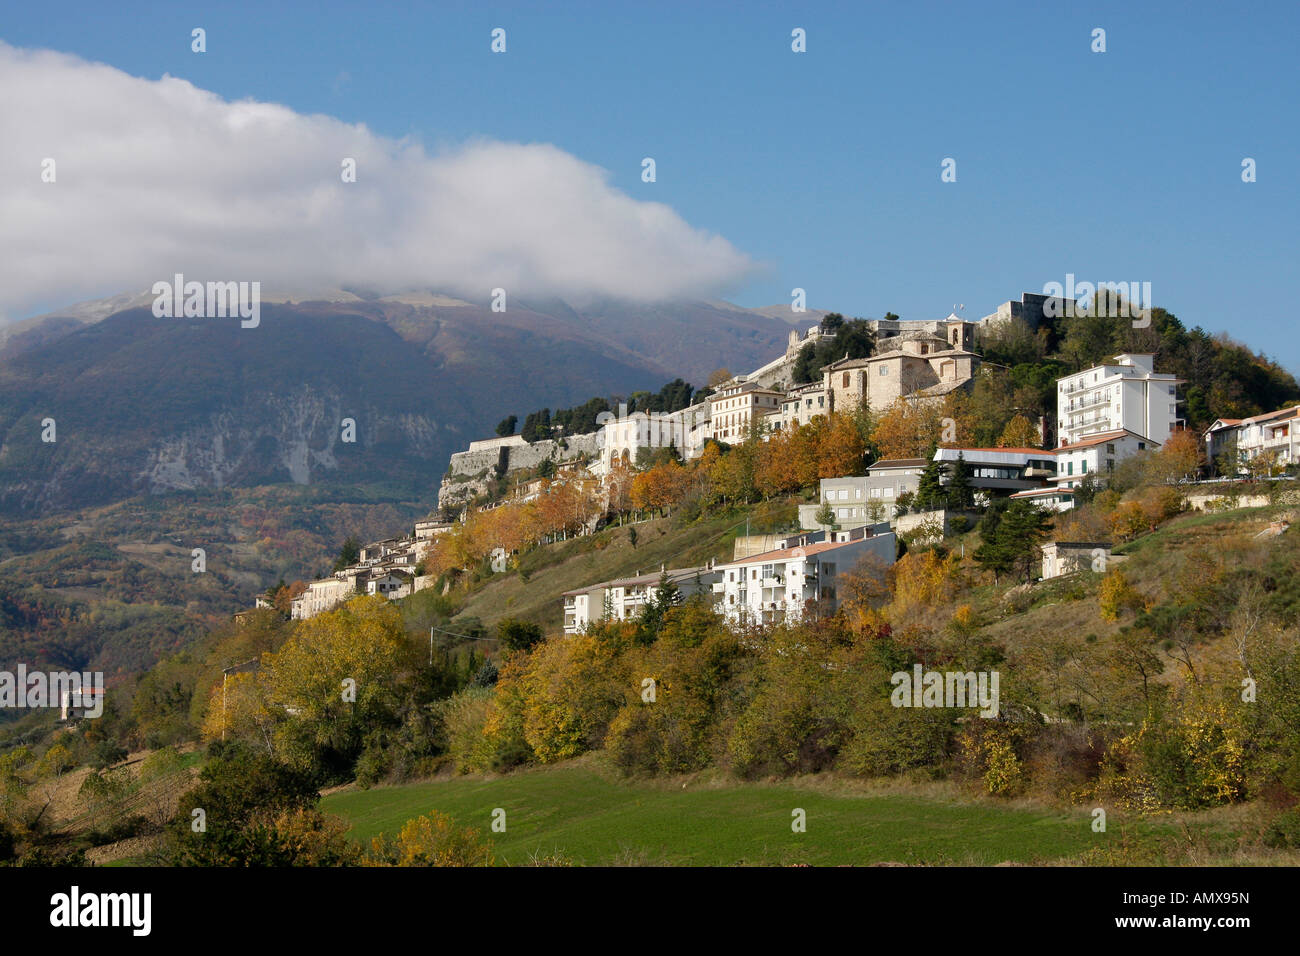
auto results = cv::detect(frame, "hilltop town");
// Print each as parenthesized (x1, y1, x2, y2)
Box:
(269, 290, 1297, 629)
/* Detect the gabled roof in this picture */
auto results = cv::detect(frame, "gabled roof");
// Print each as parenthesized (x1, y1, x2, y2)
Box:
(1055, 428, 1159, 451)
(562, 566, 713, 596)
(720, 538, 867, 567)
(1231, 405, 1300, 429)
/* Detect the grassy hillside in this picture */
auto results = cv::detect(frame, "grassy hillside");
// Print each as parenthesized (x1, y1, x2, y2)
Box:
(322, 757, 1138, 865)
(448, 499, 799, 633)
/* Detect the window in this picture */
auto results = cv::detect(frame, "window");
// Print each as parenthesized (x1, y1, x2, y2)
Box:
(1081, 461, 1088, 473)
(1106, 444, 1115, 453)
(1138, 442, 1146, 450)
(854, 488, 861, 499)
(842, 373, 850, 388)
(838, 489, 848, 500)
(879, 366, 888, 376)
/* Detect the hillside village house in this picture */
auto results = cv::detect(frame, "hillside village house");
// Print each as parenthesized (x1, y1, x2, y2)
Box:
(707, 380, 784, 443)
(1056, 353, 1181, 447)
(1204, 405, 1300, 474)
(1041, 541, 1123, 580)
(778, 382, 828, 431)
(822, 335, 980, 414)
(714, 529, 896, 627)
(796, 463, 924, 530)
(562, 565, 720, 634)
(414, 519, 454, 541)
(1050, 429, 1159, 489)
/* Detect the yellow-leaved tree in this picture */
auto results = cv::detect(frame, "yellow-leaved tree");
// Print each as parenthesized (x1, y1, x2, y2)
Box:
(262, 595, 410, 770)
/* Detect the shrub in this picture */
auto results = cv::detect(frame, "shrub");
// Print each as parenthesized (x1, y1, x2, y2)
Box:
(367, 812, 493, 867)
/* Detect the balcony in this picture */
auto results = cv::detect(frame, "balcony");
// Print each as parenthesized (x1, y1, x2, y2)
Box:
(761, 576, 784, 588)
(712, 581, 726, 593)
(1068, 391, 1111, 412)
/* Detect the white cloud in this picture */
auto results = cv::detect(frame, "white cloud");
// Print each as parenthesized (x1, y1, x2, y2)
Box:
(0, 42, 755, 318)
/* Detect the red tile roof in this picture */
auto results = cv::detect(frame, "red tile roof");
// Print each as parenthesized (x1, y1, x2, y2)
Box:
(725, 539, 866, 566)
(1054, 429, 1157, 451)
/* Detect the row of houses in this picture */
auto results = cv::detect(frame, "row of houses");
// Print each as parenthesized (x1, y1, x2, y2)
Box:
(562, 525, 899, 633)
(1204, 405, 1300, 474)
(594, 322, 986, 474)
(253, 518, 456, 621)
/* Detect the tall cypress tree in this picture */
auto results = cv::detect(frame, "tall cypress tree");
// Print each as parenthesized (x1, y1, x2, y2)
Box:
(915, 458, 947, 512)
(948, 452, 973, 509)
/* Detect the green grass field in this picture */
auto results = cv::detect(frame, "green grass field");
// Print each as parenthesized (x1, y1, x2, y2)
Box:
(323, 760, 1142, 866)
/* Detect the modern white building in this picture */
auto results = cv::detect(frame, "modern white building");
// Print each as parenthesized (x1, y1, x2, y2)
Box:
(932, 446, 1057, 493)
(561, 565, 721, 635)
(1050, 429, 1159, 489)
(1056, 353, 1181, 447)
(1008, 486, 1077, 512)
(713, 530, 896, 628)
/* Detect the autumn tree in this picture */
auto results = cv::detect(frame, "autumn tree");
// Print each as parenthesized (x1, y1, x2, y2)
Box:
(871, 399, 945, 460)
(263, 596, 410, 773)
(997, 414, 1041, 449)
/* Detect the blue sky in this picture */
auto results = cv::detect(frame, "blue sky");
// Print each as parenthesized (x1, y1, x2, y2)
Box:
(4, 0, 1298, 369)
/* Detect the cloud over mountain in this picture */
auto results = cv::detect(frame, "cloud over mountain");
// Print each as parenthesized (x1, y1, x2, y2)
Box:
(0, 41, 755, 319)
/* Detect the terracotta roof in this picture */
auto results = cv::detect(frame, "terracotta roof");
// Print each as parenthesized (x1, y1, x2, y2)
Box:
(1055, 429, 1158, 451)
(723, 538, 866, 567)
(1235, 405, 1300, 427)
(562, 566, 712, 596)
(1010, 487, 1076, 498)
(870, 458, 927, 468)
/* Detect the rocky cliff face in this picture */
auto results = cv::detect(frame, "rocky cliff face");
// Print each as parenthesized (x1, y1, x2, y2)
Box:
(0, 294, 797, 516)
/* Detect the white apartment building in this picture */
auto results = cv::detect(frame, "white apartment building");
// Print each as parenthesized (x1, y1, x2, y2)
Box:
(1057, 353, 1181, 447)
(708, 381, 784, 443)
(562, 566, 720, 635)
(713, 531, 896, 627)
(1051, 429, 1159, 489)
(1204, 405, 1300, 475)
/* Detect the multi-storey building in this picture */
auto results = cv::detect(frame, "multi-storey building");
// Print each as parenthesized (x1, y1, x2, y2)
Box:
(1056, 353, 1181, 447)
(561, 565, 720, 635)
(795, 463, 925, 530)
(713, 530, 896, 627)
(707, 381, 784, 443)
(777, 382, 828, 432)
(932, 446, 1057, 495)
(1204, 405, 1300, 475)
(1050, 429, 1159, 489)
